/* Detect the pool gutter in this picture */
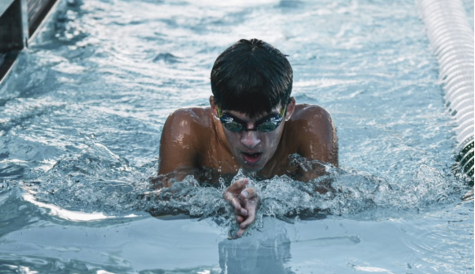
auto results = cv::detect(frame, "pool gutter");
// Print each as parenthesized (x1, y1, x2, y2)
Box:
(417, 0, 474, 184)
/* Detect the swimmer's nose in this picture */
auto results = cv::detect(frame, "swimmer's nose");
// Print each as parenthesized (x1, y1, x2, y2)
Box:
(240, 131, 260, 149)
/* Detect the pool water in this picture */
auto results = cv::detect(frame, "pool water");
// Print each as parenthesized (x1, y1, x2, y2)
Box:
(0, 0, 473, 273)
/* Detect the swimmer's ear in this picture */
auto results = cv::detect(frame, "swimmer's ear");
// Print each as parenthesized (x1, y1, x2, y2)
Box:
(285, 97, 296, 121)
(209, 96, 219, 118)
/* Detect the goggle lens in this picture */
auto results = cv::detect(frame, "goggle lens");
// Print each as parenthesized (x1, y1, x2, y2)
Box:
(256, 121, 279, 132)
(224, 121, 244, 132)
(221, 119, 281, 132)
(219, 111, 285, 132)
(217, 105, 286, 133)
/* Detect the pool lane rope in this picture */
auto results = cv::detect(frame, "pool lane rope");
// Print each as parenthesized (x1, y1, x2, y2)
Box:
(417, 0, 474, 184)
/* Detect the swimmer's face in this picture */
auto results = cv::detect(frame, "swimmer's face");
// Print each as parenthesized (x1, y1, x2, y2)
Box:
(211, 97, 295, 173)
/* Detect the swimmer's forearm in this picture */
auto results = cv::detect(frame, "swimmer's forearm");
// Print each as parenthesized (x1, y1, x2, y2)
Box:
(152, 166, 221, 189)
(152, 167, 196, 189)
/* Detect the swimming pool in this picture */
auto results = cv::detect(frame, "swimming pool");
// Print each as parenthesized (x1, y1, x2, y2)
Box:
(0, 0, 473, 273)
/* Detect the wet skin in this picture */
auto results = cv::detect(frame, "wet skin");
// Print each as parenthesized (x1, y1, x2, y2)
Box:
(156, 96, 338, 237)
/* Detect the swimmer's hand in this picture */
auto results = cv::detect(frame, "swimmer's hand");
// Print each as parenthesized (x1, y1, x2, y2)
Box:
(223, 178, 259, 239)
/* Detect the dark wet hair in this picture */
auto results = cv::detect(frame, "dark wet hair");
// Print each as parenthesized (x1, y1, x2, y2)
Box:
(210, 39, 293, 118)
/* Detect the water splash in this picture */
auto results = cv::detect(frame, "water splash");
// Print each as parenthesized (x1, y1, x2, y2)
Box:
(8, 139, 467, 238)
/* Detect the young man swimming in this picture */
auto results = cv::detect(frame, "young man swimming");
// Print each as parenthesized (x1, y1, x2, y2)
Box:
(155, 39, 338, 237)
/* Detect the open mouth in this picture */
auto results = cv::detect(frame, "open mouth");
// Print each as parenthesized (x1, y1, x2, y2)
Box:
(241, 152, 263, 165)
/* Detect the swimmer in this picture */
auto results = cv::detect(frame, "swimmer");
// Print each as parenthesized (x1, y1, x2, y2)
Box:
(154, 39, 338, 238)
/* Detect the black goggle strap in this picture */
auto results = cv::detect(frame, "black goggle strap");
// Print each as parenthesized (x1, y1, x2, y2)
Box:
(265, 105, 286, 125)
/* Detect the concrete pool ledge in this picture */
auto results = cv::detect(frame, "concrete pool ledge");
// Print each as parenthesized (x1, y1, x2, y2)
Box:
(0, 0, 60, 83)
(417, 0, 474, 184)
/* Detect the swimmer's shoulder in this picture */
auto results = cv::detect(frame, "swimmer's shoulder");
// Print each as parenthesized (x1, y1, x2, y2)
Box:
(162, 107, 213, 152)
(286, 104, 337, 164)
(164, 107, 213, 129)
(289, 104, 334, 126)
(159, 107, 213, 174)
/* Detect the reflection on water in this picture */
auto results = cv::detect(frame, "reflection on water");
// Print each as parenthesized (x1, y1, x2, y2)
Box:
(219, 220, 293, 274)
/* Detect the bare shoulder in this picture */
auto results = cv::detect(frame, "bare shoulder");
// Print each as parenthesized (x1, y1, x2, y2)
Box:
(165, 107, 212, 129)
(159, 107, 212, 174)
(285, 104, 338, 166)
(161, 106, 212, 153)
(289, 104, 334, 128)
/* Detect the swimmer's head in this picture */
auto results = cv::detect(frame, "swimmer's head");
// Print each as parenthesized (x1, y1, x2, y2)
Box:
(210, 39, 293, 118)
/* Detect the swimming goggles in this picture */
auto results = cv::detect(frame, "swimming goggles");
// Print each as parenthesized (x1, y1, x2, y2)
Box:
(217, 105, 287, 132)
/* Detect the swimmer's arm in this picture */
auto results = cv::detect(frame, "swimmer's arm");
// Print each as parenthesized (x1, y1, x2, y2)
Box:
(155, 108, 206, 188)
(295, 106, 338, 182)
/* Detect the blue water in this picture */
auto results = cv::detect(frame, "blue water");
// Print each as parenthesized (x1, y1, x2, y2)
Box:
(0, 0, 473, 273)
